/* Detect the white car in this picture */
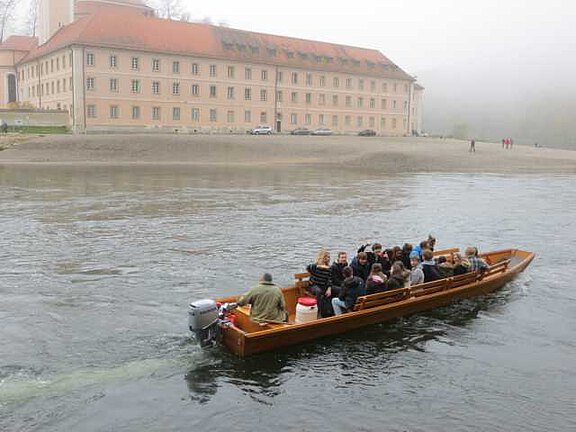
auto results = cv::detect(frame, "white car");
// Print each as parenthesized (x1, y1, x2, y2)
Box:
(250, 125, 273, 135)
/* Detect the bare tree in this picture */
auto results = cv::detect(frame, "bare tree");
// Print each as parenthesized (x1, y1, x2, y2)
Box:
(151, 0, 186, 20)
(25, 0, 38, 37)
(0, 0, 20, 42)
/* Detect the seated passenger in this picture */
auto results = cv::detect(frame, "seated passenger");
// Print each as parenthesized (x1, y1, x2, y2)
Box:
(452, 253, 470, 275)
(350, 251, 371, 282)
(332, 266, 363, 315)
(409, 255, 425, 287)
(385, 262, 406, 290)
(357, 242, 391, 275)
(237, 273, 287, 322)
(365, 263, 388, 295)
(330, 251, 349, 292)
(402, 243, 413, 269)
(465, 247, 488, 272)
(421, 249, 442, 282)
(428, 234, 437, 252)
(437, 256, 454, 278)
(306, 249, 334, 317)
(410, 240, 430, 260)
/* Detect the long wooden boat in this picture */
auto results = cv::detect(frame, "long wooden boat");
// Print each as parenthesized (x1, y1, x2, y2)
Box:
(214, 248, 534, 357)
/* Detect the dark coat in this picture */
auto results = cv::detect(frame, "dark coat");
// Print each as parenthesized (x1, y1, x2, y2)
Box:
(422, 263, 442, 282)
(339, 276, 364, 309)
(330, 261, 348, 287)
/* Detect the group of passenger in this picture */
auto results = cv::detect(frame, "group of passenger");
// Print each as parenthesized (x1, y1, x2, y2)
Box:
(306, 236, 489, 317)
(236, 237, 489, 323)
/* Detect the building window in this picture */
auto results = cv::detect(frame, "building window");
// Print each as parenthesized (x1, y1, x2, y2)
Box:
(333, 77, 339, 88)
(109, 78, 118, 92)
(227, 86, 235, 99)
(110, 55, 117, 68)
(86, 53, 95, 66)
(244, 110, 251, 123)
(291, 92, 298, 103)
(191, 84, 199, 96)
(357, 116, 363, 127)
(63, 56, 66, 69)
(291, 72, 298, 84)
(319, 114, 325, 125)
(172, 82, 180, 95)
(277, 71, 283, 83)
(209, 109, 217, 121)
(131, 80, 141, 93)
(359, 79, 364, 90)
(244, 88, 251, 100)
(261, 69, 268, 81)
(152, 59, 160, 72)
(227, 66, 235, 78)
(319, 76, 325, 87)
(369, 117, 375, 128)
(393, 100, 397, 109)
(132, 106, 140, 119)
(131, 57, 139, 70)
(245, 67, 252, 80)
(393, 83, 398, 92)
(191, 63, 199, 75)
(86, 77, 95, 90)
(260, 89, 267, 101)
(276, 90, 283, 102)
(63, 79, 66, 92)
(260, 111, 267, 123)
(191, 108, 200, 121)
(305, 113, 311, 125)
(172, 61, 180, 74)
(306, 73, 312, 86)
(110, 105, 119, 119)
(172, 107, 180, 120)
(152, 106, 161, 120)
(152, 81, 160, 95)
(371, 81, 376, 92)
(346, 96, 351, 107)
(357, 97, 363, 108)
(381, 99, 387, 109)
(404, 101, 408, 112)
(332, 115, 338, 126)
(210, 85, 217, 97)
(227, 110, 235, 122)
(56, 81, 60, 93)
(56, 58, 60, 70)
(87, 105, 96, 118)
(209, 64, 217, 77)
(319, 94, 325, 105)
(332, 95, 338, 106)
(392, 118, 397, 128)
(345, 115, 351, 126)
(381, 117, 386, 129)
(346, 78, 352, 89)
(290, 113, 297, 124)
(370, 98, 376, 109)
(382, 82, 388, 92)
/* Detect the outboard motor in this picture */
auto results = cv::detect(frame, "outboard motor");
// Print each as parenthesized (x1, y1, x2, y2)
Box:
(188, 299, 220, 347)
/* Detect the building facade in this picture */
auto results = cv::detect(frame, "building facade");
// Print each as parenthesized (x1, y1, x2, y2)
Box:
(0, 0, 424, 135)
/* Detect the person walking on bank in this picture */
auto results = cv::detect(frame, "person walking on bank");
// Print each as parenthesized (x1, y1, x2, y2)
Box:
(237, 273, 287, 322)
(469, 139, 476, 153)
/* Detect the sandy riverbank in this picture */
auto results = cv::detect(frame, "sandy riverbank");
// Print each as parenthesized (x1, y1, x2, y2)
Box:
(0, 134, 574, 173)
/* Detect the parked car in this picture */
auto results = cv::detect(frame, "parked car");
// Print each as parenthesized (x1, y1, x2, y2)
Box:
(358, 129, 376, 136)
(311, 127, 333, 136)
(250, 125, 273, 135)
(291, 127, 312, 135)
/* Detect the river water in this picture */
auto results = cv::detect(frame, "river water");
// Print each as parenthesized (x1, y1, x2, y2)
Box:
(0, 164, 574, 432)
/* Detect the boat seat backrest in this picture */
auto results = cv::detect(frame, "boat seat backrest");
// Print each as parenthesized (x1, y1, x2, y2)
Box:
(411, 278, 448, 297)
(449, 271, 481, 288)
(294, 272, 311, 295)
(353, 287, 411, 311)
(481, 259, 510, 278)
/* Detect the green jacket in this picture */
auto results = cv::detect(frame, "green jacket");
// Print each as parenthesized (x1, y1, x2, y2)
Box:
(237, 281, 287, 322)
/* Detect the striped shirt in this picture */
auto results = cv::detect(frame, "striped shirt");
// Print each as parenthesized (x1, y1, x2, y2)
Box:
(307, 264, 332, 291)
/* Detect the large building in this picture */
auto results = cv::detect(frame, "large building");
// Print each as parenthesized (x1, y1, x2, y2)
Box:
(0, 0, 424, 135)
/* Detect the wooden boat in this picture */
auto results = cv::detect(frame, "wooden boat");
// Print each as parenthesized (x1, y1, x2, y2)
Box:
(215, 248, 534, 357)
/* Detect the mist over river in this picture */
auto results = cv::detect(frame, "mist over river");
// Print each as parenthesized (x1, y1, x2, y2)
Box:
(0, 164, 574, 432)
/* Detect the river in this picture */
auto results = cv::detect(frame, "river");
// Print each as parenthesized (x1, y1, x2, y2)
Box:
(0, 164, 574, 431)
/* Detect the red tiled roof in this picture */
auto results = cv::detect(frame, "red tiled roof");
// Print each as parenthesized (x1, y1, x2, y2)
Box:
(22, 10, 413, 80)
(0, 35, 38, 51)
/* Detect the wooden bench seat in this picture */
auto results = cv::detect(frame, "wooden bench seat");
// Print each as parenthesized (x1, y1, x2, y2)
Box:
(412, 278, 448, 297)
(449, 271, 481, 288)
(481, 259, 510, 278)
(353, 287, 411, 311)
